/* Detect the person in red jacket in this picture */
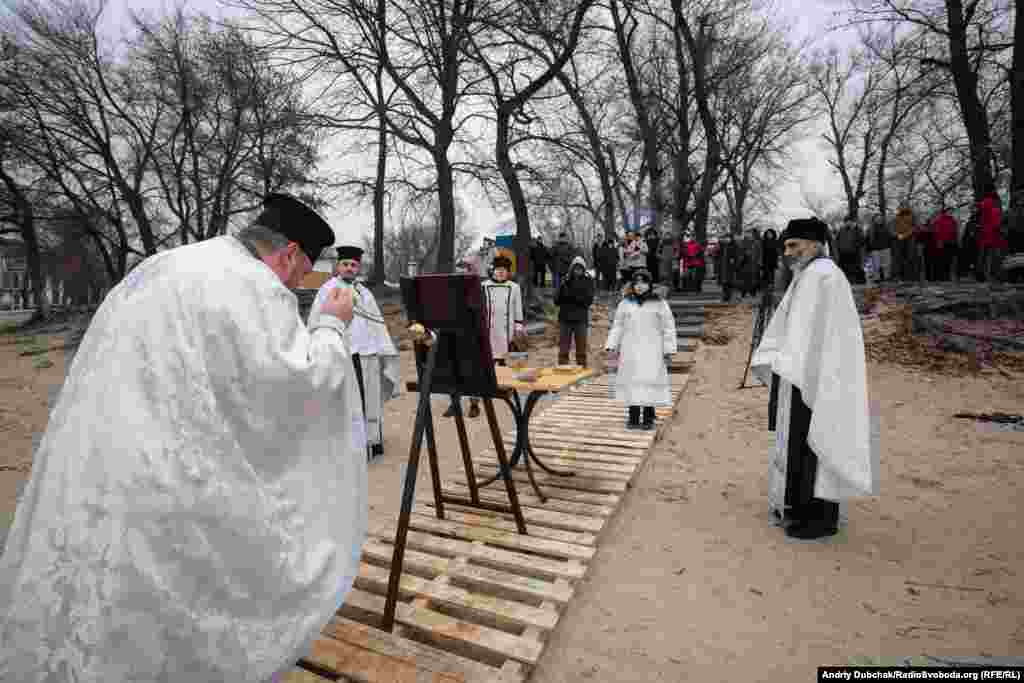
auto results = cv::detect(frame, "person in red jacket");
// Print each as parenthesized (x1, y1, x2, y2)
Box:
(682, 238, 706, 293)
(976, 189, 1007, 282)
(928, 207, 959, 281)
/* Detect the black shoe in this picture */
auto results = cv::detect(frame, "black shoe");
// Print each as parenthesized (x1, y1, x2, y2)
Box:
(467, 403, 481, 418)
(442, 404, 457, 418)
(785, 521, 838, 540)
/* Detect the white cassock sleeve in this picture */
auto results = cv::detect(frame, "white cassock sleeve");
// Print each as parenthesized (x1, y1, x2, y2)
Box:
(511, 282, 524, 324)
(0, 237, 368, 683)
(659, 299, 677, 355)
(605, 300, 629, 351)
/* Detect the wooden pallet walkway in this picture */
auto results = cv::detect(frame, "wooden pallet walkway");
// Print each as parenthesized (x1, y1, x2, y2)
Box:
(285, 371, 691, 683)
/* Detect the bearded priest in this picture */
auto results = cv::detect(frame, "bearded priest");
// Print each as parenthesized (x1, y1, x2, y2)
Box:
(751, 217, 877, 540)
(0, 194, 369, 682)
(309, 245, 401, 462)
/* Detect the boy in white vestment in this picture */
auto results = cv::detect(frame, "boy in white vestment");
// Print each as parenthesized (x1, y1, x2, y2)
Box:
(604, 269, 677, 430)
(309, 246, 402, 461)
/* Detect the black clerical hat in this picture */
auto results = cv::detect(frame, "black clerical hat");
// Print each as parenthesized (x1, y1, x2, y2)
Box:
(783, 218, 828, 244)
(336, 246, 364, 261)
(255, 193, 335, 264)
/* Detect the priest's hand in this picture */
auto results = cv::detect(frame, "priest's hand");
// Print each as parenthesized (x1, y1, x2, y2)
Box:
(321, 286, 354, 323)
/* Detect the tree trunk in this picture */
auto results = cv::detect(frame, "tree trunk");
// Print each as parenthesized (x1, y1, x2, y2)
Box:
(676, 8, 719, 244)
(945, 0, 995, 200)
(607, 145, 630, 232)
(0, 167, 48, 320)
(610, 0, 663, 232)
(371, 58, 388, 286)
(556, 70, 616, 239)
(433, 144, 456, 274)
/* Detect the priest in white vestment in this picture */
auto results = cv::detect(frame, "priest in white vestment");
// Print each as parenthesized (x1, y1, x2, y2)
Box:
(604, 268, 677, 430)
(0, 194, 369, 682)
(751, 217, 877, 540)
(309, 245, 401, 461)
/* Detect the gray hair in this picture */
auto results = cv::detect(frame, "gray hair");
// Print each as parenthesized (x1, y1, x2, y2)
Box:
(236, 223, 289, 256)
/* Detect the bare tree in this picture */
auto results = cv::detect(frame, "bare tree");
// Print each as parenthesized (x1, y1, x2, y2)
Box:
(809, 46, 886, 221)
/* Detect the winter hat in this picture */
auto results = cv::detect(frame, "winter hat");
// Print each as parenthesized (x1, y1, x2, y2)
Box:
(570, 256, 587, 271)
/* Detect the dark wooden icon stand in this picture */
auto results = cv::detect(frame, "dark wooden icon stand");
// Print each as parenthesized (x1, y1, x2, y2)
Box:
(382, 275, 529, 633)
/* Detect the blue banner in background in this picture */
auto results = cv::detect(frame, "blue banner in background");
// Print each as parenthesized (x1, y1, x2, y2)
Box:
(625, 208, 656, 232)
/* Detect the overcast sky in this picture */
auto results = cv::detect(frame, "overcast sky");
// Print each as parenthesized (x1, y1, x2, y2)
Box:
(100, 0, 858, 246)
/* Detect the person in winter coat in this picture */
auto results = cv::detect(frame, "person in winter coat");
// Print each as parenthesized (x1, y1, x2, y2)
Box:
(621, 231, 648, 283)
(551, 232, 575, 290)
(604, 268, 677, 430)
(716, 233, 740, 302)
(644, 227, 662, 283)
(682, 238, 707, 293)
(599, 238, 620, 292)
(866, 215, 893, 282)
(555, 256, 596, 367)
(737, 229, 763, 298)
(659, 233, 677, 290)
(761, 229, 781, 288)
(976, 189, 1007, 282)
(836, 219, 865, 284)
(929, 207, 958, 282)
(530, 236, 549, 288)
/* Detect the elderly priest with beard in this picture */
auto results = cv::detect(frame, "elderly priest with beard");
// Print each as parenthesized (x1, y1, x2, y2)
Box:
(751, 217, 877, 540)
(0, 194, 369, 682)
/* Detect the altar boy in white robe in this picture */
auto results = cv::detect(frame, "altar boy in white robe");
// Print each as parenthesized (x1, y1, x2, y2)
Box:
(604, 268, 677, 430)
(309, 245, 401, 461)
(0, 194, 368, 683)
(751, 217, 877, 540)
(448, 255, 525, 418)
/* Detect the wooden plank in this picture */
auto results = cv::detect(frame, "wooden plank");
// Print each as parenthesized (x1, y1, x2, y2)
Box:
(443, 482, 615, 519)
(452, 476, 621, 508)
(475, 464, 629, 495)
(521, 418, 660, 435)
(492, 444, 640, 469)
(388, 530, 586, 582)
(356, 562, 560, 632)
(413, 504, 597, 546)
(506, 432, 651, 450)
(281, 669, 333, 683)
(362, 538, 451, 577)
(500, 438, 648, 460)
(341, 589, 544, 666)
(476, 454, 634, 480)
(449, 558, 574, 607)
(408, 515, 597, 562)
(361, 538, 573, 606)
(320, 617, 516, 683)
(432, 492, 606, 532)
(503, 444, 642, 467)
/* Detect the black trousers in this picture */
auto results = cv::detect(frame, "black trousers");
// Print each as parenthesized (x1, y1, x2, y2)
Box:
(628, 406, 656, 425)
(769, 375, 839, 529)
(351, 353, 383, 457)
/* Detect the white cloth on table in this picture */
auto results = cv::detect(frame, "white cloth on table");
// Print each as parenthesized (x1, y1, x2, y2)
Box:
(0, 235, 368, 683)
(604, 296, 677, 406)
(751, 257, 877, 503)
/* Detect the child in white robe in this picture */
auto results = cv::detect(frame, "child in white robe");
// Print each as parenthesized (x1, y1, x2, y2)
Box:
(604, 269, 677, 429)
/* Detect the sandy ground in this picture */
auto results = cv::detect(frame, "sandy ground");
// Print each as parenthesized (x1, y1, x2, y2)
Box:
(2, 295, 1023, 680)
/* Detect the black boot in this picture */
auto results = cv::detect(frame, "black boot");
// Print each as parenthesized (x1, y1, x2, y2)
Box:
(627, 406, 641, 430)
(785, 500, 839, 539)
(642, 406, 656, 430)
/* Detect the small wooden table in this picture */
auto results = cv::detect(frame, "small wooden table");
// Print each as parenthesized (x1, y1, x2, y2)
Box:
(477, 365, 594, 501)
